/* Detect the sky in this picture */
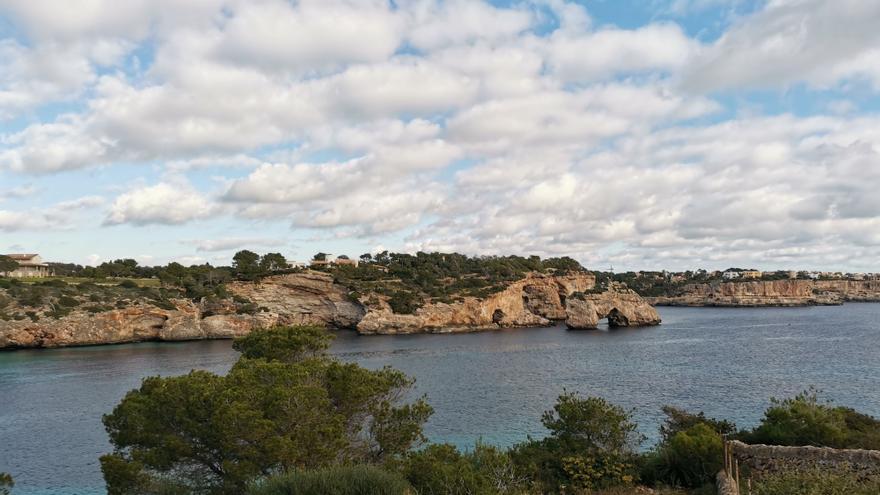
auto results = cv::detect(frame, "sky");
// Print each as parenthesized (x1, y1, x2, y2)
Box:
(1, 0, 880, 272)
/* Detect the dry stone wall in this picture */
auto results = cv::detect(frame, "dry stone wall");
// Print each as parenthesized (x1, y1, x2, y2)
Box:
(730, 440, 880, 479)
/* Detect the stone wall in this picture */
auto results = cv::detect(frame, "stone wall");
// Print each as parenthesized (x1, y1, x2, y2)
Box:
(716, 471, 739, 495)
(730, 440, 880, 479)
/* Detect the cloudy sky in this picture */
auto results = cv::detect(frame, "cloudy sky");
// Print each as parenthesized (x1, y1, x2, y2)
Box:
(1, 0, 879, 271)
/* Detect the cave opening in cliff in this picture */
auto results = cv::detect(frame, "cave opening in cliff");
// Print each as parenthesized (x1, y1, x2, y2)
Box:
(606, 308, 629, 327)
(492, 308, 505, 324)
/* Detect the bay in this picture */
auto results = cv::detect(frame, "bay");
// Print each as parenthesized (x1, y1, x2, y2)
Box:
(1, 305, 879, 494)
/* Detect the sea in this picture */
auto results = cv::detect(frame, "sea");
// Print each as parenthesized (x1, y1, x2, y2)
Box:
(1, 304, 879, 494)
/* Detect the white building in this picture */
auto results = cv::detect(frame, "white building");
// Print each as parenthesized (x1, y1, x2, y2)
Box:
(2, 254, 51, 278)
(722, 270, 741, 280)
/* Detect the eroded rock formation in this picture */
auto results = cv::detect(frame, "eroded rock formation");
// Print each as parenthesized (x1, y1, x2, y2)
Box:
(356, 273, 660, 334)
(0, 270, 662, 348)
(0, 272, 361, 349)
(564, 283, 662, 329)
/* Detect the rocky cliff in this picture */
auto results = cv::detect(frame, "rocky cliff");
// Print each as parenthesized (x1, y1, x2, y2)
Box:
(646, 279, 880, 306)
(0, 272, 361, 349)
(0, 271, 661, 349)
(356, 273, 660, 334)
(564, 283, 662, 329)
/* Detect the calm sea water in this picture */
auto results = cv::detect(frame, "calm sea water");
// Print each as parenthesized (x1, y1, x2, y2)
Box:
(2, 305, 879, 494)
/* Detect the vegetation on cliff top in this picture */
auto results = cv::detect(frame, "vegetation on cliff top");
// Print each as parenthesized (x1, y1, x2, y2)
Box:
(324, 252, 584, 314)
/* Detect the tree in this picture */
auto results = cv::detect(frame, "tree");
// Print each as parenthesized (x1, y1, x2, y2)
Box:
(658, 406, 736, 443)
(258, 252, 287, 272)
(232, 250, 261, 280)
(101, 326, 432, 494)
(510, 392, 643, 492)
(643, 423, 723, 488)
(0, 473, 12, 495)
(312, 252, 329, 262)
(0, 255, 19, 275)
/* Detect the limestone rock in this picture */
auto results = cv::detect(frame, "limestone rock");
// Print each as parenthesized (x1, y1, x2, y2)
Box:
(0, 271, 364, 349)
(227, 271, 364, 328)
(565, 283, 661, 329)
(644, 279, 880, 306)
(563, 298, 599, 329)
(357, 272, 596, 335)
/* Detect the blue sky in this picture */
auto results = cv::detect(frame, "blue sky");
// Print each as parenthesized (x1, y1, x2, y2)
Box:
(2, 0, 880, 272)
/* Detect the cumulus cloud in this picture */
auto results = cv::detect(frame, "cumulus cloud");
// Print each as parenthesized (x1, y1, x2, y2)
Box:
(682, 0, 880, 91)
(105, 182, 215, 226)
(182, 237, 286, 252)
(2, 0, 880, 269)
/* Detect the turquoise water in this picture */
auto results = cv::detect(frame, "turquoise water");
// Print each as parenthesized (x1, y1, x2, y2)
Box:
(2, 305, 879, 494)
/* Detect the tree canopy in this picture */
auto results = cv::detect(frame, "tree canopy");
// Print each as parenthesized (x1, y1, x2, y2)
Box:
(101, 325, 433, 495)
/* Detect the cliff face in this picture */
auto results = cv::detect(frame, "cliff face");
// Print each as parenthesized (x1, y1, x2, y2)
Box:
(356, 273, 660, 335)
(0, 270, 661, 349)
(646, 279, 880, 306)
(565, 284, 662, 329)
(0, 300, 262, 349)
(0, 272, 361, 350)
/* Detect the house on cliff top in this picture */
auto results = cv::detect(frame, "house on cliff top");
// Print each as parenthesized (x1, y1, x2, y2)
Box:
(2, 253, 51, 278)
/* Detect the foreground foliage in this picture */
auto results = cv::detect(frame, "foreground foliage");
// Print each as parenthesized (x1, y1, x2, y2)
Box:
(246, 465, 411, 495)
(100, 326, 432, 494)
(396, 442, 527, 495)
(0, 473, 12, 495)
(509, 393, 643, 493)
(741, 388, 880, 449)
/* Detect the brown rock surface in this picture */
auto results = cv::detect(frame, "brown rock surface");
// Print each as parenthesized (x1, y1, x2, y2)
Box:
(357, 272, 603, 335)
(0, 271, 362, 349)
(565, 283, 662, 329)
(647, 280, 848, 306)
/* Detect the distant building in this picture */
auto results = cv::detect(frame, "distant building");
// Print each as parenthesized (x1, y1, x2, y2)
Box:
(2, 253, 51, 278)
(722, 270, 741, 280)
(333, 257, 359, 267)
(740, 270, 762, 279)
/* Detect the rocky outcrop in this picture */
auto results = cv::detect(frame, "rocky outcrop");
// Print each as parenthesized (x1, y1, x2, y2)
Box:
(564, 283, 662, 329)
(227, 271, 365, 328)
(0, 272, 362, 349)
(356, 272, 597, 335)
(647, 280, 845, 307)
(0, 300, 263, 349)
(356, 273, 659, 335)
(1, 270, 660, 347)
(812, 280, 880, 302)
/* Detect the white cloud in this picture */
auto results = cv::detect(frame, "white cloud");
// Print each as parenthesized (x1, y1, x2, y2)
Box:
(105, 182, 215, 226)
(682, 0, 880, 91)
(182, 237, 286, 252)
(2, 0, 880, 270)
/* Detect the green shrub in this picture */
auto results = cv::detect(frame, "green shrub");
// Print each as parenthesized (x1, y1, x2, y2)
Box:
(741, 389, 880, 449)
(0, 472, 13, 495)
(641, 423, 722, 489)
(57, 295, 80, 307)
(752, 468, 880, 495)
(510, 392, 643, 493)
(247, 465, 411, 495)
(118, 279, 138, 289)
(397, 442, 526, 495)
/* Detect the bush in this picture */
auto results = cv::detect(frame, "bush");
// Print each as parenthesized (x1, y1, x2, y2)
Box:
(741, 389, 880, 449)
(397, 442, 526, 495)
(118, 279, 138, 289)
(642, 423, 722, 489)
(57, 295, 80, 307)
(752, 468, 880, 495)
(0, 472, 12, 495)
(510, 392, 643, 493)
(247, 465, 411, 495)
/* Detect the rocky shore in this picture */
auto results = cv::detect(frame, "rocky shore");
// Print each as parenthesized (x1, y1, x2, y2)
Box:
(647, 279, 880, 307)
(0, 271, 660, 349)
